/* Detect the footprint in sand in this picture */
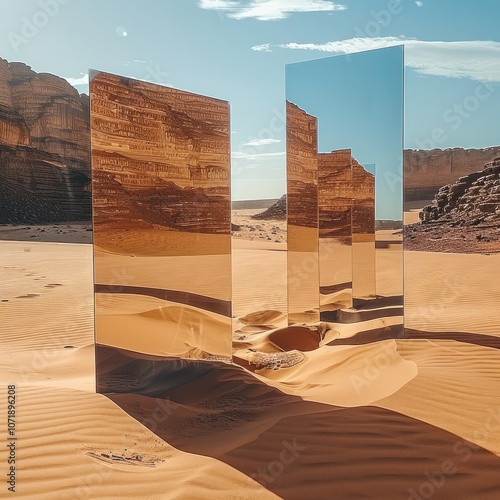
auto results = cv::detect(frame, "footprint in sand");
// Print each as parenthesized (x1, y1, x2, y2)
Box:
(85, 451, 163, 468)
(15, 293, 40, 299)
(44, 283, 63, 288)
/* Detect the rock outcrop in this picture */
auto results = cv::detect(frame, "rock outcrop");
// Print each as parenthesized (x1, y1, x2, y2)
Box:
(405, 157, 500, 253)
(0, 58, 90, 223)
(420, 157, 500, 225)
(251, 194, 286, 220)
(404, 147, 500, 202)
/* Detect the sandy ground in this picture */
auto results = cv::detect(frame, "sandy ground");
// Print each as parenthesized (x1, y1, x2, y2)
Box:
(2, 210, 500, 498)
(0, 222, 93, 244)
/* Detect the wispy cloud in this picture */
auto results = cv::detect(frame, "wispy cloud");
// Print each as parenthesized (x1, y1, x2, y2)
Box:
(232, 151, 285, 159)
(415, 1, 423, 6)
(243, 138, 281, 146)
(199, 0, 347, 21)
(266, 37, 500, 81)
(252, 43, 272, 52)
(63, 74, 89, 86)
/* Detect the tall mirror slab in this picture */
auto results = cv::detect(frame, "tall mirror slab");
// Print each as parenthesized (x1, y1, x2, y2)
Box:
(91, 71, 232, 388)
(286, 101, 319, 324)
(286, 46, 404, 338)
(318, 149, 353, 311)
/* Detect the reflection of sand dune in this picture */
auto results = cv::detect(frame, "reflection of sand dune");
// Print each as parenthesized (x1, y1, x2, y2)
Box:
(94, 250, 231, 301)
(94, 229, 230, 256)
(95, 294, 231, 358)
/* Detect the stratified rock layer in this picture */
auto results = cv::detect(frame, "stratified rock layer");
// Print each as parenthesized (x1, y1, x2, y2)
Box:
(405, 157, 500, 253)
(286, 101, 318, 228)
(404, 147, 500, 202)
(91, 72, 230, 235)
(0, 58, 90, 223)
(420, 157, 500, 225)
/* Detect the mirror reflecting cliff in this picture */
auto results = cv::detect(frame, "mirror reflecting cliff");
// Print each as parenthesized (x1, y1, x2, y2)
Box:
(90, 71, 232, 383)
(286, 46, 404, 339)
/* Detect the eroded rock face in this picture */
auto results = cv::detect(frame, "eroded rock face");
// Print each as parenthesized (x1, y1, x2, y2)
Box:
(404, 147, 500, 202)
(286, 101, 318, 228)
(90, 72, 231, 236)
(405, 157, 500, 253)
(420, 157, 500, 225)
(0, 58, 90, 223)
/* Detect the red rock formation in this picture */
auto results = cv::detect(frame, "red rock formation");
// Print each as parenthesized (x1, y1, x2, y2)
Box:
(351, 157, 375, 235)
(0, 58, 90, 223)
(286, 101, 318, 228)
(318, 149, 352, 238)
(404, 147, 500, 202)
(91, 72, 230, 234)
(405, 157, 500, 253)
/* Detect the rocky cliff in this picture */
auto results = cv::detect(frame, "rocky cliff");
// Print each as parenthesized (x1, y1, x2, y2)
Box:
(286, 101, 318, 228)
(0, 58, 90, 223)
(91, 72, 230, 235)
(404, 147, 500, 202)
(405, 157, 500, 253)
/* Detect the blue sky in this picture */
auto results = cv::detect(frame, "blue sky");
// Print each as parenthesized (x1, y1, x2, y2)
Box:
(287, 46, 403, 220)
(1, 0, 499, 201)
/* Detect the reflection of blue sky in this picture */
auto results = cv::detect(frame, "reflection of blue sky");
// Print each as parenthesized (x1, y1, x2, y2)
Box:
(286, 46, 403, 220)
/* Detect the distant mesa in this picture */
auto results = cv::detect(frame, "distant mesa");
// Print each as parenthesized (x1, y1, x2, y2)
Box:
(0, 58, 91, 224)
(404, 147, 500, 202)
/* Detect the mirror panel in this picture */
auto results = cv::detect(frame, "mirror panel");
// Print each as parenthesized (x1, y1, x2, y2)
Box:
(286, 100, 320, 324)
(286, 46, 404, 337)
(90, 71, 232, 386)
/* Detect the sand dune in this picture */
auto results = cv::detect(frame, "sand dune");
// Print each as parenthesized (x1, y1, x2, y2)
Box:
(374, 339, 500, 457)
(3, 232, 500, 499)
(98, 350, 500, 500)
(0, 385, 277, 499)
(405, 251, 500, 336)
(1, 241, 93, 354)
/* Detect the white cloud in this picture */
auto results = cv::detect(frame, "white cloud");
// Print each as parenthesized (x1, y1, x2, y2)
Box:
(232, 151, 285, 160)
(415, 1, 423, 6)
(274, 37, 500, 81)
(252, 43, 272, 52)
(243, 138, 282, 146)
(63, 74, 89, 86)
(199, 0, 346, 21)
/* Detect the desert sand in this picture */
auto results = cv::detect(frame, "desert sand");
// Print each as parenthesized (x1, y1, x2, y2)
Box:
(1, 209, 500, 498)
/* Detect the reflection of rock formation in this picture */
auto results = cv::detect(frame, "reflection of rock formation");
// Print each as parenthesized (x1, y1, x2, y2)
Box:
(317, 149, 375, 237)
(404, 147, 500, 202)
(0, 58, 90, 223)
(318, 149, 352, 239)
(91, 72, 230, 235)
(351, 157, 375, 235)
(286, 101, 318, 228)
